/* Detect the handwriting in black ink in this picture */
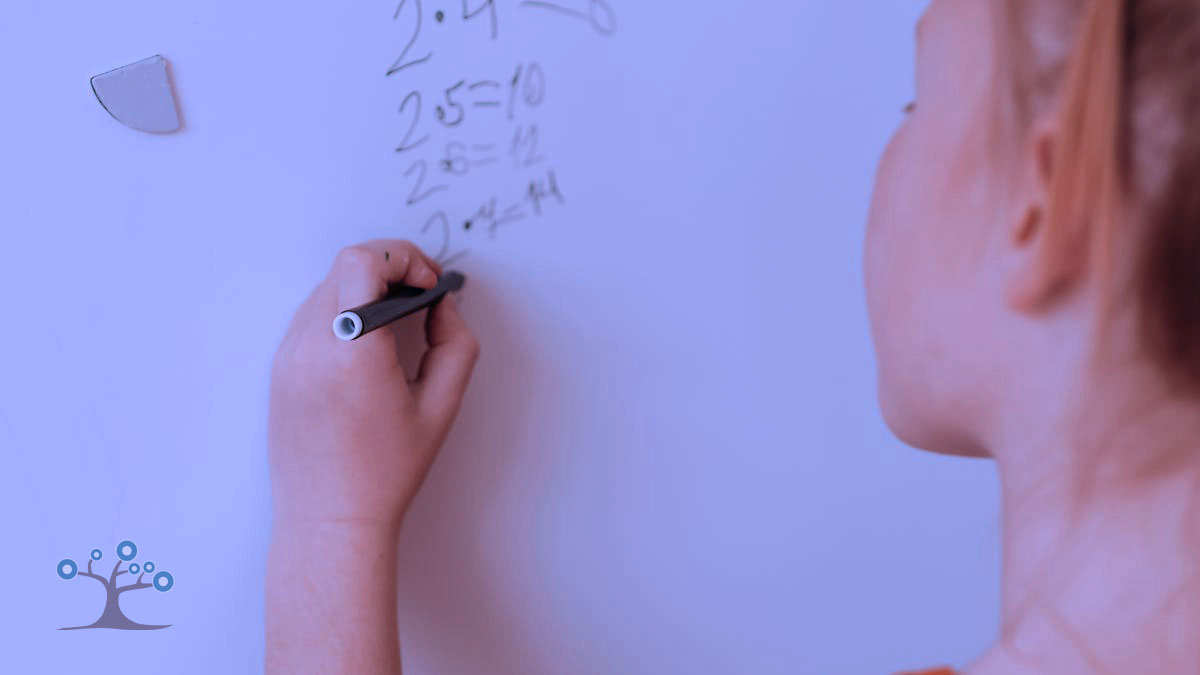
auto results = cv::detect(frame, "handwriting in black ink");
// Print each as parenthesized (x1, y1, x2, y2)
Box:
(396, 91, 429, 153)
(462, 0, 499, 39)
(510, 124, 545, 167)
(469, 80, 502, 108)
(421, 211, 470, 264)
(435, 80, 468, 127)
(387, 0, 432, 76)
(522, 62, 546, 107)
(519, 0, 617, 35)
(440, 141, 500, 176)
(506, 63, 546, 120)
(405, 160, 449, 206)
(464, 197, 527, 238)
(526, 169, 564, 215)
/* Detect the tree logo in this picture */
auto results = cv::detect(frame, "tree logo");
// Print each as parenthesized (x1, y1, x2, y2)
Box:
(56, 539, 174, 631)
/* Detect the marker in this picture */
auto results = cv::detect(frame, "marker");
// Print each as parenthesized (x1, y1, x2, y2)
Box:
(332, 271, 466, 341)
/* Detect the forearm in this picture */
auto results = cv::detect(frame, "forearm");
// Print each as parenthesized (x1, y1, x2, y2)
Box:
(265, 240, 478, 673)
(266, 518, 402, 675)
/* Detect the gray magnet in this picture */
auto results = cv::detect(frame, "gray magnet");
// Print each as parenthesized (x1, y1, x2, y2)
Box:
(90, 55, 181, 134)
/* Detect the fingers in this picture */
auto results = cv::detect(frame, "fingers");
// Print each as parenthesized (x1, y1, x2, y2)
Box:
(414, 293, 480, 421)
(332, 240, 442, 311)
(320, 239, 475, 422)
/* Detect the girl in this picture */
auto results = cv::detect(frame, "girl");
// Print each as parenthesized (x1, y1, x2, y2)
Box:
(876, 0, 1200, 672)
(266, 0, 1200, 672)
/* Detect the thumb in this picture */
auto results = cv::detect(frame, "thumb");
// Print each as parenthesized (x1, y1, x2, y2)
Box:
(414, 293, 480, 423)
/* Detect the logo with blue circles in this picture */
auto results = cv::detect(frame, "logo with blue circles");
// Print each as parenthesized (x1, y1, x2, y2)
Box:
(56, 539, 174, 630)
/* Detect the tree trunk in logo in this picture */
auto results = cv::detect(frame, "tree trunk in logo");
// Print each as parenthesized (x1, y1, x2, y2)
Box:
(59, 584, 170, 631)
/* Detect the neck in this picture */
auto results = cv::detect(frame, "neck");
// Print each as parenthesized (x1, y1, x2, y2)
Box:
(978, 366, 1200, 674)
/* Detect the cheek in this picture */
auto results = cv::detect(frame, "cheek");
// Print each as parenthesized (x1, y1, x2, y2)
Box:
(863, 119, 1000, 455)
(863, 125, 957, 444)
(864, 129, 926, 338)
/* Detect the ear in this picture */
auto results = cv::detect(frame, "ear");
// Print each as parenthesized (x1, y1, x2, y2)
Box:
(1005, 116, 1076, 313)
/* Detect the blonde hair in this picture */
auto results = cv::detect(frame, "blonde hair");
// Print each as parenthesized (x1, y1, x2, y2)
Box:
(990, 1, 1200, 667)
(1000, 0, 1200, 390)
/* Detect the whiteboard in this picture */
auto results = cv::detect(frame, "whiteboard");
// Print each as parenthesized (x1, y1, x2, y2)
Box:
(0, 1, 1001, 673)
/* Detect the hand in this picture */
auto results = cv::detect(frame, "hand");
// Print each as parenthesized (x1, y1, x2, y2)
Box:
(268, 239, 480, 531)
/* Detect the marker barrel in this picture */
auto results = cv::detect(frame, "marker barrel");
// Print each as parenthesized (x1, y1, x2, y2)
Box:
(332, 271, 465, 341)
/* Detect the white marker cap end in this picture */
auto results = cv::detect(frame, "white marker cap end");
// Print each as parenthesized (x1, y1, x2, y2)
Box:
(332, 312, 364, 341)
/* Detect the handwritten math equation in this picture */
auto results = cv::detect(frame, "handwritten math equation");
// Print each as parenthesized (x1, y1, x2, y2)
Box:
(384, 0, 617, 264)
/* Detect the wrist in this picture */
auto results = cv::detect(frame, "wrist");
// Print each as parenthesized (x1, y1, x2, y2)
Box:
(266, 508, 404, 674)
(271, 511, 405, 542)
(270, 486, 413, 535)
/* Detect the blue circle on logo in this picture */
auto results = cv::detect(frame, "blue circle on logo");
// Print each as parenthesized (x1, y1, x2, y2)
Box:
(143, 561, 155, 573)
(117, 540, 137, 561)
(153, 571, 174, 592)
(57, 559, 77, 580)
(90, 549, 102, 560)
(129, 563, 140, 574)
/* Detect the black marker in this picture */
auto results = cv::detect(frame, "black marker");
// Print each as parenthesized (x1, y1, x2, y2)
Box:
(332, 271, 466, 341)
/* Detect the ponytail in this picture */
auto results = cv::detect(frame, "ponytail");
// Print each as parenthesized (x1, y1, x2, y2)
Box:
(1043, 0, 1128, 315)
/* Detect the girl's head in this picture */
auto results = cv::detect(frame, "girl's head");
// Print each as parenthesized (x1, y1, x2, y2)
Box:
(864, 0, 1200, 464)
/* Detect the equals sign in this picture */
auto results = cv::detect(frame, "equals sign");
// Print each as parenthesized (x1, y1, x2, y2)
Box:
(472, 144, 499, 166)
(469, 80, 502, 108)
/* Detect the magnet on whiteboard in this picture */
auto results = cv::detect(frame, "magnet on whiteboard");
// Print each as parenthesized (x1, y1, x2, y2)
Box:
(90, 55, 181, 134)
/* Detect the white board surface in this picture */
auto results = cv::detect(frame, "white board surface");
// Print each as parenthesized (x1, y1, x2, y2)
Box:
(0, 2, 1000, 673)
